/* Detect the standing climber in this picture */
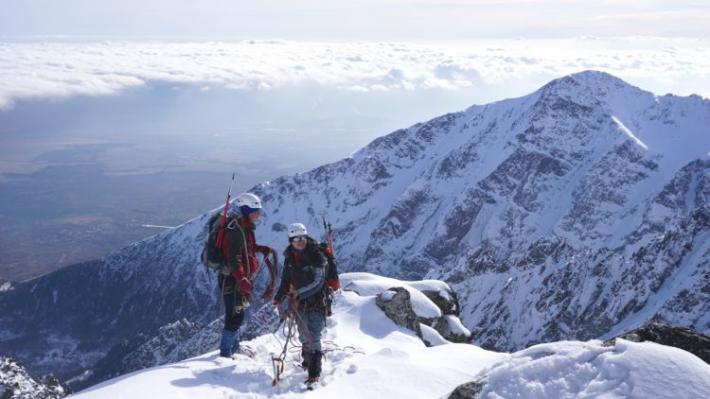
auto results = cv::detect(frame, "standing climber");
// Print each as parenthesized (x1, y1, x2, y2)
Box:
(272, 223, 336, 386)
(205, 192, 277, 358)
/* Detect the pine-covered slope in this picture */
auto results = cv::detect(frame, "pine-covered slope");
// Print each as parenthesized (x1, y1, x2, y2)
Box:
(0, 71, 707, 380)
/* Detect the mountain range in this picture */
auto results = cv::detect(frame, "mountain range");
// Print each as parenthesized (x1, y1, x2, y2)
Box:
(0, 70, 707, 388)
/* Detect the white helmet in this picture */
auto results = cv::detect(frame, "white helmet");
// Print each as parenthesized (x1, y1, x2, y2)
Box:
(288, 223, 308, 238)
(234, 193, 262, 215)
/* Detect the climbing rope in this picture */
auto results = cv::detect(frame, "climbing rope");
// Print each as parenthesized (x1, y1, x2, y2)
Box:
(271, 298, 300, 386)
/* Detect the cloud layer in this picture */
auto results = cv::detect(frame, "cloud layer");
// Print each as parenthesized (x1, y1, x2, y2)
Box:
(1, 37, 710, 110)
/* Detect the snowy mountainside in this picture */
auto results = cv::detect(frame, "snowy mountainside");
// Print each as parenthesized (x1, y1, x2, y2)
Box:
(0, 70, 708, 380)
(0, 217, 222, 378)
(252, 70, 710, 349)
(68, 273, 710, 399)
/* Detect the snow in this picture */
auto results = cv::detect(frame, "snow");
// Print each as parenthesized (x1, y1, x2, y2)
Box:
(612, 115, 648, 150)
(71, 279, 503, 399)
(341, 273, 443, 318)
(419, 324, 449, 346)
(476, 340, 710, 399)
(7, 71, 709, 386)
(341, 272, 450, 298)
(68, 273, 710, 399)
(405, 287, 442, 319)
(443, 315, 471, 337)
(0, 282, 12, 292)
(603, 229, 710, 339)
(0, 357, 65, 399)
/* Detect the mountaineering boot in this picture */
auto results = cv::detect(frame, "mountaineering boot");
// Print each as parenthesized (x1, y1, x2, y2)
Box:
(231, 329, 241, 355)
(219, 329, 238, 358)
(301, 348, 310, 369)
(307, 350, 322, 380)
(306, 378, 318, 391)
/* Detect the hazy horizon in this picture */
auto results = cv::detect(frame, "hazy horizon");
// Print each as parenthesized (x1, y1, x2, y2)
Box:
(3, 1, 709, 39)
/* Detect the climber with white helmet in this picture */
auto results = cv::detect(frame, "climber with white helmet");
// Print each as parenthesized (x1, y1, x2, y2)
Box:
(272, 222, 338, 387)
(204, 192, 277, 359)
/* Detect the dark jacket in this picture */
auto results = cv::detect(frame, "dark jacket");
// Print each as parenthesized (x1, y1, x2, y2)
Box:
(274, 237, 327, 305)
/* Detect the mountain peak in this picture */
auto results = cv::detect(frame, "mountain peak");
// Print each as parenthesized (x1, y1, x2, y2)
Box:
(536, 70, 650, 107)
(544, 70, 629, 91)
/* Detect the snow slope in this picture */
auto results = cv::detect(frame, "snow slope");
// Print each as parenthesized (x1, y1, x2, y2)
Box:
(471, 339, 710, 399)
(68, 274, 710, 399)
(70, 273, 504, 399)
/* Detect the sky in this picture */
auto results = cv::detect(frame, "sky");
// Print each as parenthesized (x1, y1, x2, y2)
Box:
(2, 0, 710, 40)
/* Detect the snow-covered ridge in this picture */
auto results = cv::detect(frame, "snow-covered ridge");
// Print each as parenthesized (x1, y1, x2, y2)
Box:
(68, 273, 710, 399)
(0, 70, 708, 385)
(453, 339, 710, 399)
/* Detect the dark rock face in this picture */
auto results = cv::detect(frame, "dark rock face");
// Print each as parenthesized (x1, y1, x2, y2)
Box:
(609, 323, 710, 364)
(448, 380, 484, 399)
(0, 357, 65, 399)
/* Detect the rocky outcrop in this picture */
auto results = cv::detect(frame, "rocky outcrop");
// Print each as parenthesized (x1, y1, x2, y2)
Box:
(448, 381, 484, 399)
(607, 323, 710, 364)
(376, 288, 424, 336)
(0, 357, 64, 399)
(375, 284, 472, 345)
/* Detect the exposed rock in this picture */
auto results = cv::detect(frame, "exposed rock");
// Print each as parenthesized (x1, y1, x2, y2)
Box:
(448, 380, 484, 399)
(421, 288, 460, 316)
(375, 285, 473, 345)
(375, 288, 422, 336)
(607, 323, 710, 364)
(0, 357, 65, 399)
(434, 315, 472, 343)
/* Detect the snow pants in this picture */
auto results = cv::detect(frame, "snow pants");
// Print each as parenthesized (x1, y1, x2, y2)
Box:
(218, 274, 247, 357)
(296, 308, 326, 353)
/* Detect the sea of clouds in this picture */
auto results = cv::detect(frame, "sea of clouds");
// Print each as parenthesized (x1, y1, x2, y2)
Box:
(1, 37, 709, 110)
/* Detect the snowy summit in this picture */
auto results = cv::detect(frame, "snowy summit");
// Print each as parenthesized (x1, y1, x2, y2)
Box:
(68, 273, 710, 399)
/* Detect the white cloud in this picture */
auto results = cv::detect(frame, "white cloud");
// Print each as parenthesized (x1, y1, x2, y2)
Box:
(1, 37, 709, 110)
